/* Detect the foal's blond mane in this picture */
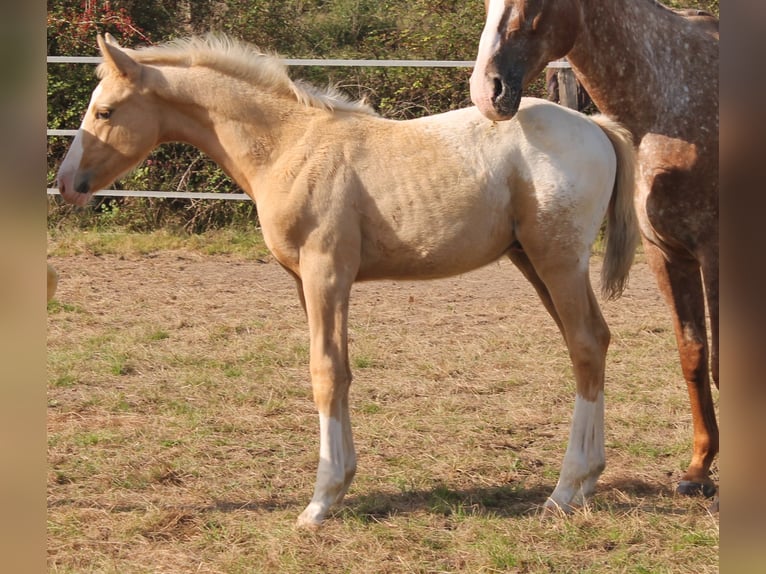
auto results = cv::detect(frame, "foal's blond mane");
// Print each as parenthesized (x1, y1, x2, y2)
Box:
(100, 34, 376, 115)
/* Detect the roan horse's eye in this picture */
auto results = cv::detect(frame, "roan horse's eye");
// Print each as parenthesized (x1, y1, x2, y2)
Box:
(95, 109, 112, 120)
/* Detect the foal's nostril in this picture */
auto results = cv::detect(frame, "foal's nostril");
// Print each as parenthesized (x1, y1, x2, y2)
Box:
(492, 77, 505, 103)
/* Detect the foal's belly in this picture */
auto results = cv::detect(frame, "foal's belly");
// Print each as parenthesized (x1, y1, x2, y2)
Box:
(355, 208, 514, 281)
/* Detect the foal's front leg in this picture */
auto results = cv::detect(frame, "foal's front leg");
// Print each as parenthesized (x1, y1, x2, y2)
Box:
(295, 262, 357, 528)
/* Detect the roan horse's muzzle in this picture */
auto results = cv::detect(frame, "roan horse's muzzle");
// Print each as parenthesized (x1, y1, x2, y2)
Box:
(490, 73, 523, 119)
(470, 61, 524, 121)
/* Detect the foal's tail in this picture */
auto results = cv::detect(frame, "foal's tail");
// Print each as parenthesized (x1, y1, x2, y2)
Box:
(591, 114, 640, 300)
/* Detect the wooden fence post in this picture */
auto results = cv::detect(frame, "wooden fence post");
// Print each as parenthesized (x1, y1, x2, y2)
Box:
(557, 67, 579, 111)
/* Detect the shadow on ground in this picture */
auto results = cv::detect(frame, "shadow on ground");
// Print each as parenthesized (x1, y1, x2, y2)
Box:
(49, 476, 693, 521)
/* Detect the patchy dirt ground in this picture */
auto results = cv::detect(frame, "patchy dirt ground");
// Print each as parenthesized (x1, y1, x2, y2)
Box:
(48, 248, 668, 346)
(47, 248, 696, 508)
(47, 249, 677, 420)
(46, 249, 719, 573)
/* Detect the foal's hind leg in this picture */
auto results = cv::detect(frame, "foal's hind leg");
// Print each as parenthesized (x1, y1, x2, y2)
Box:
(507, 248, 565, 337)
(509, 247, 609, 511)
(545, 272, 609, 512)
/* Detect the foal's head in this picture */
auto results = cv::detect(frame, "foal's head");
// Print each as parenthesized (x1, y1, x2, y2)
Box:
(470, 0, 582, 121)
(57, 35, 160, 207)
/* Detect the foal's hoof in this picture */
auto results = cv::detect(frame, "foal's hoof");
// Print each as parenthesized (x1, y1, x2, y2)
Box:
(542, 498, 575, 517)
(295, 518, 322, 531)
(677, 480, 717, 499)
(295, 513, 323, 531)
(296, 503, 326, 530)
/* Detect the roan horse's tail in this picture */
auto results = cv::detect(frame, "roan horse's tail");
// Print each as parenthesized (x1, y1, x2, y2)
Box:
(590, 114, 640, 300)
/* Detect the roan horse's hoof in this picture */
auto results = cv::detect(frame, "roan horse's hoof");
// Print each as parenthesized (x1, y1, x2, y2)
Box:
(707, 493, 719, 514)
(677, 480, 717, 499)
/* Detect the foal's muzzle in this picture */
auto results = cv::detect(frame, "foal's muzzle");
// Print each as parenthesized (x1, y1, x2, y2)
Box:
(57, 170, 94, 207)
(75, 178, 91, 195)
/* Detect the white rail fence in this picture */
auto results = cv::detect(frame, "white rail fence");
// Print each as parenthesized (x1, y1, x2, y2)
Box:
(47, 56, 573, 201)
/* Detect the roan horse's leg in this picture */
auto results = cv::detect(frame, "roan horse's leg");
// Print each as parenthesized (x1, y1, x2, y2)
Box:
(510, 245, 609, 512)
(702, 249, 719, 513)
(295, 257, 358, 528)
(702, 252, 719, 392)
(643, 241, 719, 498)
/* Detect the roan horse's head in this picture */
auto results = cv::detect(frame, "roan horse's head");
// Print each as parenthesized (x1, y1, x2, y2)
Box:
(57, 35, 159, 206)
(470, 0, 582, 120)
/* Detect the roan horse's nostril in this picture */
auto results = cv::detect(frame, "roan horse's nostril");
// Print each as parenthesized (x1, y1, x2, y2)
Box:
(491, 76, 505, 103)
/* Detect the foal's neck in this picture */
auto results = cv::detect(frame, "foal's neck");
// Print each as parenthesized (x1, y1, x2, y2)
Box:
(152, 66, 309, 198)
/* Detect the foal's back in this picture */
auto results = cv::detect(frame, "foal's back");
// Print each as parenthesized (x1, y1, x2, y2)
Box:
(337, 99, 617, 280)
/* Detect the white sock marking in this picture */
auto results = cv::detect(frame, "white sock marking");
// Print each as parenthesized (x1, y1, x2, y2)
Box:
(298, 413, 345, 526)
(548, 391, 606, 510)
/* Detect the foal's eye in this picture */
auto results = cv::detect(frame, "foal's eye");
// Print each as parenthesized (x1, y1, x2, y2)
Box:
(95, 109, 112, 120)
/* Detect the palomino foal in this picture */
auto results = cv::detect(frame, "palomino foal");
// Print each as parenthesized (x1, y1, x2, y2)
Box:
(58, 34, 638, 525)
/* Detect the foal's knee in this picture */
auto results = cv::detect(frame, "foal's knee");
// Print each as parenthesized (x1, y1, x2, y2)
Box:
(310, 364, 352, 413)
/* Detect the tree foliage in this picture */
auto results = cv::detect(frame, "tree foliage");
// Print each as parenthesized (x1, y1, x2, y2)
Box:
(47, 0, 719, 232)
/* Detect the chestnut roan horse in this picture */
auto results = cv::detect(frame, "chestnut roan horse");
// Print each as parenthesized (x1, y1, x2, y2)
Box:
(57, 34, 638, 525)
(471, 0, 719, 501)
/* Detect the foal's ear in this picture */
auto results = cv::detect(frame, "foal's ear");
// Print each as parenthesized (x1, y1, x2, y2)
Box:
(97, 34, 140, 82)
(103, 33, 122, 47)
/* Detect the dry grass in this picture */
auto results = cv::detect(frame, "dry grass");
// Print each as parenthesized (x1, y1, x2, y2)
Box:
(47, 233, 719, 573)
